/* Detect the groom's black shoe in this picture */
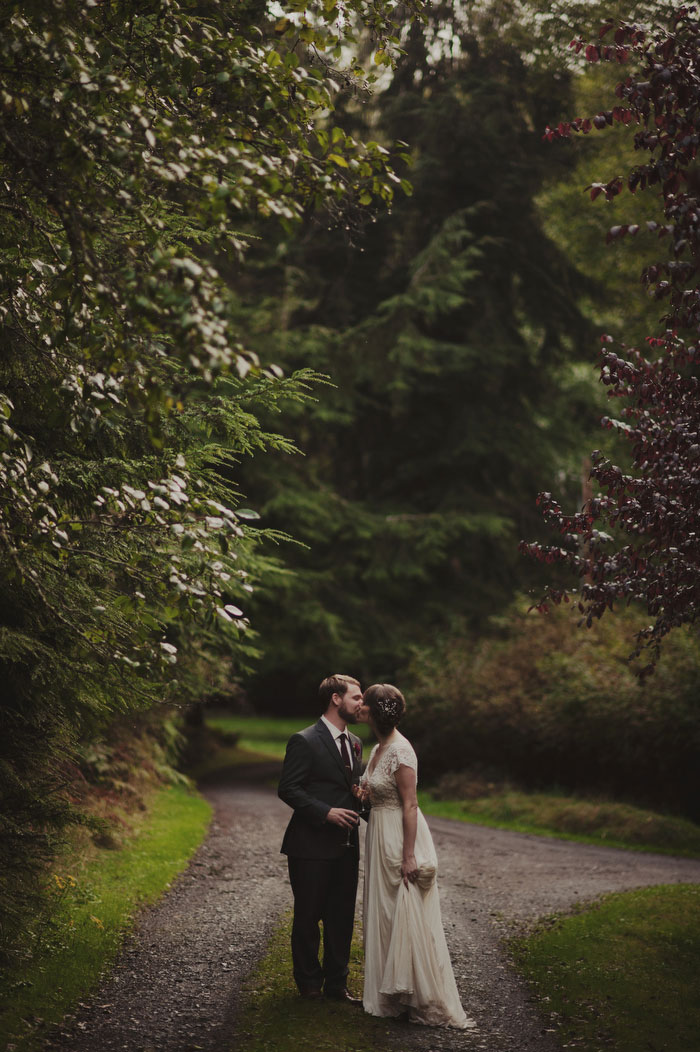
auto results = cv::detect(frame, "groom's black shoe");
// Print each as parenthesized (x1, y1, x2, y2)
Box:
(324, 987, 362, 1006)
(299, 987, 323, 1000)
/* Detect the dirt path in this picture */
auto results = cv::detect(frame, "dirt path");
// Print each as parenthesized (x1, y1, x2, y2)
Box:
(45, 765, 700, 1052)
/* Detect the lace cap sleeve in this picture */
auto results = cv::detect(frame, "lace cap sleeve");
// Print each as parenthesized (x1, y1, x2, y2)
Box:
(388, 739, 417, 774)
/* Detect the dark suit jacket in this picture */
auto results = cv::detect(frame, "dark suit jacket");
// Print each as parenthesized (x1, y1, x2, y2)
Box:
(278, 719, 363, 859)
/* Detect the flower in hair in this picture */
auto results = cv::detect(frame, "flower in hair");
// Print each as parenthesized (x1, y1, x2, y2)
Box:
(377, 695, 402, 720)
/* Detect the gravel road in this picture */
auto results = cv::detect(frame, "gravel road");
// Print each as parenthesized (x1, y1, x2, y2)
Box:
(44, 763, 700, 1052)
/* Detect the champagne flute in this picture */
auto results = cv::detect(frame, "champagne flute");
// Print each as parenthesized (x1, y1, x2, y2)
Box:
(346, 781, 369, 846)
(344, 800, 357, 848)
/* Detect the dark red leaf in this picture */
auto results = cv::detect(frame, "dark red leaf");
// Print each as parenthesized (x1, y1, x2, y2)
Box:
(532, 6, 700, 670)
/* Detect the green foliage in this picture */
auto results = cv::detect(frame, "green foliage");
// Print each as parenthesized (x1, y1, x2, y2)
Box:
(512, 885, 700, 1052)
(405, 601, 700, 819)
(0, 783, 211, 1052)
(0, 0, 425, 952)
(1, 707, 190, 958)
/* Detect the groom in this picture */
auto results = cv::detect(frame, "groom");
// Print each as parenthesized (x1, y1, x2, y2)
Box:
(278, 674, 364, 1003)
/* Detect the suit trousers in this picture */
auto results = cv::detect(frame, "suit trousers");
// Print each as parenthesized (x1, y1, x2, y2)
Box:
(287, 849, 359, 993)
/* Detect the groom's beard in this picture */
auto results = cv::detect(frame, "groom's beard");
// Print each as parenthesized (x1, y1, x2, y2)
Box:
(339, 701, 358, 723)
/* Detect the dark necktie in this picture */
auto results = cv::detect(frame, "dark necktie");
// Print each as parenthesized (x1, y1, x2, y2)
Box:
(338, 732, 352, 772)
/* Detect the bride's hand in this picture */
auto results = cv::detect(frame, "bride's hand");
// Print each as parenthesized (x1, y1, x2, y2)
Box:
(352, 783, 369, 804)
(401, 854, 419, 887)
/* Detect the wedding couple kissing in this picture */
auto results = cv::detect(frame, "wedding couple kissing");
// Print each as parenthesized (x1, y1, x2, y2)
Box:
(278, 673, 475, 1029)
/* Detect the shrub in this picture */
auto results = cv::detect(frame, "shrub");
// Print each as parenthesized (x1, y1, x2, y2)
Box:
(405, 601, 700, 819)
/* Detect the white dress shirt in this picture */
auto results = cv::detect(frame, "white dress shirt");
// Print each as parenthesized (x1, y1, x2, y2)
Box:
(321, 714, 350, 758)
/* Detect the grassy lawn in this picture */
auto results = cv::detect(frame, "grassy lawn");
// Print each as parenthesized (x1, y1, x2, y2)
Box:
(0, 783, 211, 1052)
(512, 884, 700, 1052)
(234, 911, 398, 1052)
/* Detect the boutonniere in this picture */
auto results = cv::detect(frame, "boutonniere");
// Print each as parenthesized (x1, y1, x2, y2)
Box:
(353, 740, 361, 759)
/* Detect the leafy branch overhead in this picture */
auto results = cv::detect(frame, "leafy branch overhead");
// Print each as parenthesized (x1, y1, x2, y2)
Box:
(0, 0, 423, 681)
(522, 4, 700, 670)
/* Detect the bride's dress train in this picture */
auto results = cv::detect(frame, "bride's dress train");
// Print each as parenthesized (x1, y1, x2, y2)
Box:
(361, 734, 475, 1029)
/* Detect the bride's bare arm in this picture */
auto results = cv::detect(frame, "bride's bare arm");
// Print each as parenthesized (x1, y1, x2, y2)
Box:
(395, 764, 419, 887)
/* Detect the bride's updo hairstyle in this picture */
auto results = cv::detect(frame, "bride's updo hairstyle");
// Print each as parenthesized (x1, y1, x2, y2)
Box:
(364, 683, 406, 736)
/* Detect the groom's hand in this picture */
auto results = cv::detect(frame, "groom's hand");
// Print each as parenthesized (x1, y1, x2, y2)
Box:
(325, 807, 359, 829)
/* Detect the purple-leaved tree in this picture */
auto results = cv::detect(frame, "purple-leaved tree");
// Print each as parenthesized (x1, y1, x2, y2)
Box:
(520, 4, 700, 673)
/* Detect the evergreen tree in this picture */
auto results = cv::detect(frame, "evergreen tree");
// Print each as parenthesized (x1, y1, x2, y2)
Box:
(233, 3, 603, 707)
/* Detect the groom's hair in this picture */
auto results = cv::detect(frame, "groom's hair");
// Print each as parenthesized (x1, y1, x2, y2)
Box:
(319, 674, 360, 711)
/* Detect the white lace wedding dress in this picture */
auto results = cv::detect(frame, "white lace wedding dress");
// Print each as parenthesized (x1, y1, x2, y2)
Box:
(360, 733, 474, 1028)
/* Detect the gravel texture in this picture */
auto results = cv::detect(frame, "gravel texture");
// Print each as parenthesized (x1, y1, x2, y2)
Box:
(44, 763, 700, 1052)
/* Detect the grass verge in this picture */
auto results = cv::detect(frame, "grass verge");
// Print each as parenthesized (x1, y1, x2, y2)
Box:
(511, 884, 700, 1052)
(234, 911, 398, 1052)
(187, 742, 283, 781)
(417, 790, 700, 858)
(0, 783, 211, 1052)
(206, 713, 372, 761)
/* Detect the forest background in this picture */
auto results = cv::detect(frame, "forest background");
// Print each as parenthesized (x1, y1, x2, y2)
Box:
(2, 0, 699, 965)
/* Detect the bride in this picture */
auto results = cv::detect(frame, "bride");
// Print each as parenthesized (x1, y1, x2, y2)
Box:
(355, 683, 475, 1029)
